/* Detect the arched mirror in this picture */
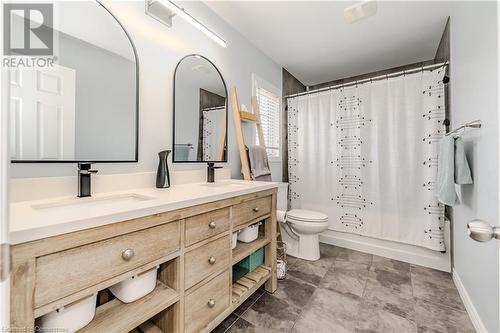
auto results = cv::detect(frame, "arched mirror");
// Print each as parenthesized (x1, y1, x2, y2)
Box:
(173, 55, 228, 163)
(9, 1, 138, 163)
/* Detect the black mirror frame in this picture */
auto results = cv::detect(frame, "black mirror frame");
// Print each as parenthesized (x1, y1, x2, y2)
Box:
(11, 0, 140, 164)
(172, 54, 228, 164)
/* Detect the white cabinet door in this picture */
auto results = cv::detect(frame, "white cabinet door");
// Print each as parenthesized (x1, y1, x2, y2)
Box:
(9, 66, 76, 160)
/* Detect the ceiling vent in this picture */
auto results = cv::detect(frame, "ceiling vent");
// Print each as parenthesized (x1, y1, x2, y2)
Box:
(344, 0, 378, 24)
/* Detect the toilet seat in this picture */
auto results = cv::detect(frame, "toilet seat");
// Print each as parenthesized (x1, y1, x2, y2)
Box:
(287, 209, 328, 223)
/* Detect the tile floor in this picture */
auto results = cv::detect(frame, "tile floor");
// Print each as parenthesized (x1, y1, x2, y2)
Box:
(212, 243, 475, 333)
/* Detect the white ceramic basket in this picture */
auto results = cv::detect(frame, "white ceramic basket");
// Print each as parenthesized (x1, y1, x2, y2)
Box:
(238, 223, 261, 243)
(37, 293, 97, 333)
(109, 266, 158, 303)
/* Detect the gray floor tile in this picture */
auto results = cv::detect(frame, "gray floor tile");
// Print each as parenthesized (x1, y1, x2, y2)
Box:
(212, 313, 240, 333)
(240, 292, 302, 332)
(372, 255, 411, 274)
(319, 261, 370, 297)
(411, 265, 454, 288)
(367, 265, 413, 295)
(414, 298, 474, 333)
(417, 325, 443, 333)
(213, 247, 471, 333)
(319, 243, 339, 261)
(272, 274, 317, 308)
(355, 300, 417, 333)
(334, 247, 373, 265)
(286, 256, 331, 286)
(225, 318, 259, 333)
(291, 288, 361, 333)
(234, 288, 265, 316)
(363, 278, 416, 321)
(412, 275, 466, 311)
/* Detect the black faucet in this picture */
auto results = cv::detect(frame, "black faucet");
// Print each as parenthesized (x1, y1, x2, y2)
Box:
(207, 162, 222, 183)
(78, 163, 98, 197)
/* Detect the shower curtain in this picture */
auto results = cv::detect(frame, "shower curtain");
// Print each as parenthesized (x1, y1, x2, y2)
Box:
(202, 107, 225, 160)
(287, 67, 446, 251)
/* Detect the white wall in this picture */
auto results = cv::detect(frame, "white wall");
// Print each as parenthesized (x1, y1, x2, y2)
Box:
(449, 2, 499, 332)
(10, 0, 282, 180)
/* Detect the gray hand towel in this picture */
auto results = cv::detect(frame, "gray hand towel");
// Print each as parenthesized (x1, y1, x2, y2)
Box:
(437, 136, 459, 206)
(248, 145, 272, 180)
(454, 138, 473, 184)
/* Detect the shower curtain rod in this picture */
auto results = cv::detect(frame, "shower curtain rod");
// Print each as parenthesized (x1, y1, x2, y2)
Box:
(284, 61, 449, 99)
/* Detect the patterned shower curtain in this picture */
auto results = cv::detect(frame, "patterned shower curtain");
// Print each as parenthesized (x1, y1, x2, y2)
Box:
(202, 107, 225, 161)
(287, 67, 446, 251)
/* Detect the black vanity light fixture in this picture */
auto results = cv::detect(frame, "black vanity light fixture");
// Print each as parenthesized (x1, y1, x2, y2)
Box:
(145, 0, 227, 48)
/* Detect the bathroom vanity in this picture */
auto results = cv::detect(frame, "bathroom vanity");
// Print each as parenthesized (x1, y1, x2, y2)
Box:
(9, 181, 278, 333)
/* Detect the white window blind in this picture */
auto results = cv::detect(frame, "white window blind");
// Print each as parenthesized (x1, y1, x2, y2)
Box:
(256, 87, 280, 158)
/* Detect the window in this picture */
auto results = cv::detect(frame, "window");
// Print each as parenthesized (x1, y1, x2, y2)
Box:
(256, 87, 281, 158)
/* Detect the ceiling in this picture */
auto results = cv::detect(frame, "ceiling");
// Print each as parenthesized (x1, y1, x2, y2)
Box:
(204, 1, 453, 85)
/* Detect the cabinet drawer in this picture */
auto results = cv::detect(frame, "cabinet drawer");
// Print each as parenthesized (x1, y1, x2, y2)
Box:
(185, 208, 230, 247)
(232, 196, 272, 227)
(185, 235, 230, 289)
(185, 270, 230, 333)
(34, 221, 180, 308)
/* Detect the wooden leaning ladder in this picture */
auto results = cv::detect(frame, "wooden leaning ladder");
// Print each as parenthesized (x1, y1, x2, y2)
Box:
(230, 86, 283, 244)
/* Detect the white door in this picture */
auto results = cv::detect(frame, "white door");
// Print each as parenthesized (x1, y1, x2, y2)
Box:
(9, 66, 76, 160)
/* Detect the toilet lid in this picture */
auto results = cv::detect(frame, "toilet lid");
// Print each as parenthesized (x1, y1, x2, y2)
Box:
(287, 209, 328, 222)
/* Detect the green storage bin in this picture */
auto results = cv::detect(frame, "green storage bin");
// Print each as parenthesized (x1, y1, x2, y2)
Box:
(232, 265, 249, 282)
(238, 247, 265, 272)
(232, 247, 265, 282)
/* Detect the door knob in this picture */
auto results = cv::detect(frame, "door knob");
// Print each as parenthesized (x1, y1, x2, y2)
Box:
(467, 219, 500, 242)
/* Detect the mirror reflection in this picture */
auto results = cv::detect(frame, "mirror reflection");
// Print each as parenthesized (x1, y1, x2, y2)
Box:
(173, 55, 227, 163)
(9, 1, 138, 162)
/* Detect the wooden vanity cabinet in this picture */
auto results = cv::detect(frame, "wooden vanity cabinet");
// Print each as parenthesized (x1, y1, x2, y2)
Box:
(10, 188, 278, 333)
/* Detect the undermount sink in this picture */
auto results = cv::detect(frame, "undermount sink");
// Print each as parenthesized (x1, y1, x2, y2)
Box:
(201, 181, 253, 188)
(31, 193, 156, 213)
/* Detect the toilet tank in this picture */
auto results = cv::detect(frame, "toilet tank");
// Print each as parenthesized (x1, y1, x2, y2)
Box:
(277, 183, 289, 211)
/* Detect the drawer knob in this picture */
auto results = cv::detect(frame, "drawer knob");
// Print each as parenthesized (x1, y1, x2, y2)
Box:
(208, 256, 216, 265)
(121, 248, 135, 261)
(253, 207, 260, 212)
(208, 221, 217, 229)
(207, 299, 216, 308)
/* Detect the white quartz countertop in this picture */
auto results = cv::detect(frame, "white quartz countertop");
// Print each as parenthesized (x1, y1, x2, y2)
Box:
(10, 180, 279, 245)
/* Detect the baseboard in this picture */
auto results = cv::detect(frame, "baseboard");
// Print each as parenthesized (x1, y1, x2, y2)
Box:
(452, 269, 486, 333)
(319, 225, 451, 272)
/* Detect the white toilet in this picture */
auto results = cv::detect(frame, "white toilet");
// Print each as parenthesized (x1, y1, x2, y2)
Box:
(277, 183, 329, 261)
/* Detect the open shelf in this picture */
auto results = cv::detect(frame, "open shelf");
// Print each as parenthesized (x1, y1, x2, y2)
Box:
(232, 235, 270, 265)
(233, 214, 271, 233)
(78, 281, 178, 333)
(231, 265, 271, 304)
